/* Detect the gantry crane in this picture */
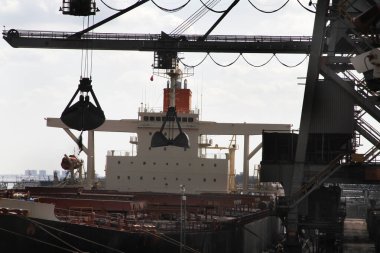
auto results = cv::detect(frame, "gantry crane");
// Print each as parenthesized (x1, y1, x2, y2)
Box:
(4, 0, 380, 251)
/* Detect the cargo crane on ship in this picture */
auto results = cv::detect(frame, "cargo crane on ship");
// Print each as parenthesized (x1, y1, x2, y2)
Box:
(4, 0, 380, 252)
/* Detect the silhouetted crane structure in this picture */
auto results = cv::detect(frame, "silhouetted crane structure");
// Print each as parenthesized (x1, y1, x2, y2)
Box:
(3, 0, 380, 251)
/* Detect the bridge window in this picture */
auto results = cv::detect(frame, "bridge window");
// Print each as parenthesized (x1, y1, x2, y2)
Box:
(156, 117, 161, 121)
(150, 116, 155, 121)
(143, 116, 149, 121)
(182, 117, 188, 122)
(188, 117, 193, 122)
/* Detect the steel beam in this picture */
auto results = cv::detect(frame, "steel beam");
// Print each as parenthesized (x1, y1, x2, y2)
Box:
(3, 31, 313, 54)
(243, 134, 249, 193)
(320, 64, 380, 123)
(286, 0, 330, 249)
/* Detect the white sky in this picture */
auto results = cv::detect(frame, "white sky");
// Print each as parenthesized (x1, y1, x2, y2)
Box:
(0, 0, 316, 176)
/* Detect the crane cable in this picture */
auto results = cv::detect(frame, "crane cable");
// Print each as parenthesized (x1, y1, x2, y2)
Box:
(151, 0, 191, 12)
(179, 53, 209, 67)
(80, 15, 94, 78)
(171, 0, 221, 35)
(27, 219, 84, 253)
(180, 53, 309, 68)
(99, 0, 131, 11)
(241, 53, 275, 67)
(0, 227, 77, 252)
(26, 217, 126, 253)
(274, 54, 309, 68)
(247, 0, 290, 13)
(296, 0, 316, 13)
(199, 0, 232, 13)
(209, 53, 241, 67)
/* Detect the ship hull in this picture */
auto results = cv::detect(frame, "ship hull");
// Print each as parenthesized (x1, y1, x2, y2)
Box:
(0, 214, 244, 253)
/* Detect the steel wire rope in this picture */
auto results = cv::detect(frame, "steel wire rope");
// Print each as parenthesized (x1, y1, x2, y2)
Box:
(247, 0, 290, 13)
(208, 53, 241, 67)
(83, 17, 89, 77)
(171, 0, 220, 35)
(80, 17, 85, 77)
(143, 229, 201, 253)
(241, 53, 275, 67)
(179, 53, 209, 68)
(55, 207, 198, 253)
(100, 0, 138, 11)
(274, 54, 309, 68)
(199, 0, 232, 13)
(25, 217, 126, 253)
(296, 0, 316, 13)
(27, 219, 84, 253)
(53, 207, 199, 253)
(150, 0, 191, 13)
(80, 16, 92, 78)
(90, 15, 95, 78)
(175, 0, 219, 34)
(0, 227, 76, 252)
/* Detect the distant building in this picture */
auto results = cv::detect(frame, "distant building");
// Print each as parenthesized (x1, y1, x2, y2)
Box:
(53, 170, 61, 178)
(39, 170, 47, 178)
(25, 170, 37, 177)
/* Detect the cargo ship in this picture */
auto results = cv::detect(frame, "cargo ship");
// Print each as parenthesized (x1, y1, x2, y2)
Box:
(0, 65, 291, 253)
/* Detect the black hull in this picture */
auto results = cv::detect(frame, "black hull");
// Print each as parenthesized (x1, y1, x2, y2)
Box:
(0, 215, 242, 253)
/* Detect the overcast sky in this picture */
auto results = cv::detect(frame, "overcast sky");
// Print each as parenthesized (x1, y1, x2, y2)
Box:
(0, 0, 316, 177)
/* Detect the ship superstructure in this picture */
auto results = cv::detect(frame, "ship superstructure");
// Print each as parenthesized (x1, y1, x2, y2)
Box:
(106, 68, 231, 194)
(46, 66, 291, 194)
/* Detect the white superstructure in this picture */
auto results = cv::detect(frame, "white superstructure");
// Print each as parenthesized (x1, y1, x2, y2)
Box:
(106, 105, 230, 193)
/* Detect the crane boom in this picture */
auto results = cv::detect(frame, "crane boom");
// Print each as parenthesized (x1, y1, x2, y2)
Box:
(3, 29, 313, 54)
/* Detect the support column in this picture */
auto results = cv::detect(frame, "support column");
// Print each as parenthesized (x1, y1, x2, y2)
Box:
(243, 134, 249, 193)
(285, 0, 330, 251)
(87, 130, 95, 187)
